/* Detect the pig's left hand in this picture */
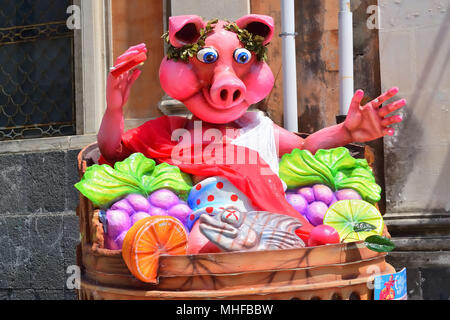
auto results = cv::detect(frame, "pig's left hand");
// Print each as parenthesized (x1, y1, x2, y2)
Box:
(343, 87, 406, 142)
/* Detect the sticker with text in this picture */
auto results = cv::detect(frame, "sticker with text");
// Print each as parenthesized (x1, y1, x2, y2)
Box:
(374, 268, 407, 300)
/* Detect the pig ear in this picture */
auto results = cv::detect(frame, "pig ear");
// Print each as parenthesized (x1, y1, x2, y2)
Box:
(235, 14, 274, 45)
(168, 15, 205, 48)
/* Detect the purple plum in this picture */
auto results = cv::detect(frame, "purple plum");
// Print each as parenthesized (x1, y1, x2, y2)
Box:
(335, 189, 362, 201)
(106, 209, 131, 239)
(330, 194, 338, 206)
(312, 184, 334, 205)
(110, 198, 134, 216)
(125, 194, 152, 212)
(168, 203, 192, 226)
(104, 235, 120, 250)
(103, 188, 192, 250)
(286, 193, 308, 216)
(148, 206, 167, 216)
(306, 201, 329, 226)
(297, 187, 315, 204)
(148, 189, 180, 209)
(130, 211, 151, 225)
(115, 230, 127, 249)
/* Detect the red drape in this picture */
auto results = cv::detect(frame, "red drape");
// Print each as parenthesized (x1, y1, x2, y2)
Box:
(99, 116, 313, 240)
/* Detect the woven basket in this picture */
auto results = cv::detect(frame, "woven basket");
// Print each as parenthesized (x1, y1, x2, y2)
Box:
(75, 142, 394, 300)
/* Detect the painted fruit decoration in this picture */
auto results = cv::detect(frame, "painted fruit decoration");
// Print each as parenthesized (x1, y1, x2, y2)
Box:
(286, 186, 362, 226)
(280, 147, 382, 226)
(122, 216, 188, 283)
(102, 191, 192, 250)
(280, 148, 395, 252)
(75, 153, 193, 250)
(323, 199, 385, 243)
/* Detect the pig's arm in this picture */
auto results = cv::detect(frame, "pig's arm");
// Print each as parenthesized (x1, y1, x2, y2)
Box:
(276, 87, 406, 155)
(98, 45, 147, 162)
(275, 122, 352, 156)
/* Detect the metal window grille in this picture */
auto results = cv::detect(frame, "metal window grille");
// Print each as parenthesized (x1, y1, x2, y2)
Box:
(0, 0, 75, 141)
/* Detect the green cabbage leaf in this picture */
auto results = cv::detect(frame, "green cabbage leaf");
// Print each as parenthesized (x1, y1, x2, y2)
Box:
(75, 153, 192, 208)
(279, 147, 381, 204)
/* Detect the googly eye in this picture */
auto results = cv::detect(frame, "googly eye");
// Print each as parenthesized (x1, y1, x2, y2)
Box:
(234, 48, 252, 64)
(197, 48, 219, 64)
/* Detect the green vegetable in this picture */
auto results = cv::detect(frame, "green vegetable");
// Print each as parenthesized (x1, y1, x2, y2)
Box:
(279, 147, 381, 204)
(141, 162, 192, 199)
(364, 235, 396, 253)
(75, 153, 192, 208)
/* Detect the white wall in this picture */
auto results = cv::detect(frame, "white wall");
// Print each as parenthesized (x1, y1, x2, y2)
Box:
(379, 0, 450, 212)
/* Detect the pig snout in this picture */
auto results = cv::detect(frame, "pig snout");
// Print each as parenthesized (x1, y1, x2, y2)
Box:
(207, 68, 246, 109)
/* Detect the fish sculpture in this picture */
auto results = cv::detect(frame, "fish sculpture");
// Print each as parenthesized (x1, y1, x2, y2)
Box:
(199, 207, 305, 252)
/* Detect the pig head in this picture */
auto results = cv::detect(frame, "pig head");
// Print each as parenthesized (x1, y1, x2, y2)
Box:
(159, 15, 275, 124)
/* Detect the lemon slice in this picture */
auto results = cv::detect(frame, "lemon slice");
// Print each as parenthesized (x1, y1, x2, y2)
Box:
(323, 200, 384, 243)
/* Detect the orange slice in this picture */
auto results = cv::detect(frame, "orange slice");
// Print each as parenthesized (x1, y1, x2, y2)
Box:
(121, 218, 151, 272)
(122, 216, 188, 283)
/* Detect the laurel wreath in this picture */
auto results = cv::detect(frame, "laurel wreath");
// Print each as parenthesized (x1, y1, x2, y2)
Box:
(162, 19, 268, 63)
(223, 22, 268, 61)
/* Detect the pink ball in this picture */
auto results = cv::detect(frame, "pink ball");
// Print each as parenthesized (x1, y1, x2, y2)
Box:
(308, 225, 340, 247)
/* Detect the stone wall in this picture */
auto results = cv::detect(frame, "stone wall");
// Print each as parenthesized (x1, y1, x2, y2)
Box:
(0, 149, 80, 299)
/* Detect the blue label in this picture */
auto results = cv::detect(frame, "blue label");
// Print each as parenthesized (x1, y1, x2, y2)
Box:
(374, 268, 407, 300)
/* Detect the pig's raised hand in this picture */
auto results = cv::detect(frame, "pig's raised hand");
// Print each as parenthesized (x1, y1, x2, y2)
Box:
(99, 44, 147, 162)
(106, 44, 147, 111)
(344, 87, 406, 142)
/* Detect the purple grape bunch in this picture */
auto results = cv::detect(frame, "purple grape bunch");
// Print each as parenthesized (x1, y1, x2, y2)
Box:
(104, 189, 192, 250)
(286, 185, 362, 226)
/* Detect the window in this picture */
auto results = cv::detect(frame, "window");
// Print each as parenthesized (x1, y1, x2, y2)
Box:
(0, 0, 75, 141)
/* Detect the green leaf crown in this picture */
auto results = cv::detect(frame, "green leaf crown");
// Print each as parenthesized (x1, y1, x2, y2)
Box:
(162, 19, 269, 63)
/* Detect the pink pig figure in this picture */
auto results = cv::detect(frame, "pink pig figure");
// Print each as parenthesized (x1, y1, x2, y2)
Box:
(97, 15, 406, 247)
(99, 14, 405, 162)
